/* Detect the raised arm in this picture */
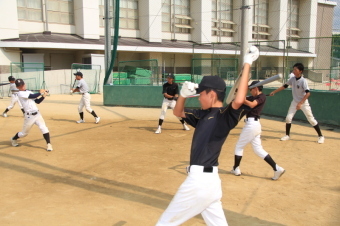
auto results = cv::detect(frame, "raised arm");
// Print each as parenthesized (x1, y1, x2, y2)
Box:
(232, 46, 259, 109)
(174, 82, 197, 118)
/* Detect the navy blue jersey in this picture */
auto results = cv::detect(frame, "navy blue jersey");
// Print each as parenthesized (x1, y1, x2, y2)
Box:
(162, 82, 179, 100)
(246, 93, 266, 118)
(183, 104, 250, 167)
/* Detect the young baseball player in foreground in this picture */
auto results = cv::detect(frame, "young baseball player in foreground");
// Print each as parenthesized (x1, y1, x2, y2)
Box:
(156, 47, 259, 225)
(270, 63, 324, 144)
(2, 76, 25, 117)
(10, 79, 53, 151)
(231, 81, 285, 180)
(70, 72, 100, 124)
(155, 73, 190, 134)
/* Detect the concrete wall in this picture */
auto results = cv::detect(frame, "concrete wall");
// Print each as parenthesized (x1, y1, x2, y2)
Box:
(103, 85, 340, 127)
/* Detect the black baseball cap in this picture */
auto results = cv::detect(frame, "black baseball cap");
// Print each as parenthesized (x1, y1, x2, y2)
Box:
(15, 78, 25, 87)
(249, 81, 263, 90)
(74, 71, 83, 77)
(196, 76, 226, 93)
(8, 76, 15, 81)
(167, 74, 175, 79)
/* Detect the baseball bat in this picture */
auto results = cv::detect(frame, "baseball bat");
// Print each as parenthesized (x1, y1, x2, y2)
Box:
(70, 79, 76, 95)
(248, 74, 282, 89)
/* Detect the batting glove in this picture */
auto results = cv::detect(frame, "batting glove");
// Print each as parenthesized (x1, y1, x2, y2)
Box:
(243, 46, 259, 66)
(70, 90, 73, 93)
(180, 81, 198, 98)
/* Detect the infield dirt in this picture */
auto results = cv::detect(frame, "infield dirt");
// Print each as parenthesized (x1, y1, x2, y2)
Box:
(0, 94, 339, 226)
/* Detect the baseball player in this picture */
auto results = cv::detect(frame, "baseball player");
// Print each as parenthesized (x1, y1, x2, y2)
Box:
(2, 76, 25, 117)
(270, 63, 324, 144)
(10, 79, 53, 151)
(231, 81, 285, 180)
(155, 74, 190, 134)
(70, 72, 100, 124)
(156, 48, 258, 225)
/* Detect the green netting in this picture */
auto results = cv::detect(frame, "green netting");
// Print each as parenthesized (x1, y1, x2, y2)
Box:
(71, 63, 101, 94)
(191, 58, 239, 86)
(10, 62, 45, 91)
(114, 59, 159, 85)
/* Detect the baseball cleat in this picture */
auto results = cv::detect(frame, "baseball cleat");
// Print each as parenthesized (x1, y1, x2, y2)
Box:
(231, 166, 241, 176)
(47, 143, 53, 151)
(76, 119, 85, 123)
(155, 126, 161, 134)
(280, 135, 290, 141)
(183, 124, 190, 131)
(95, 117, 100, 124)
(2, 113, 8, 117)
(272, 165, 285, 180)
(11, 138, 19, 147)
(317, 136, 325, 144)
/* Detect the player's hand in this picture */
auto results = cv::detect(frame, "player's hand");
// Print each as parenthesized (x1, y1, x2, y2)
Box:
(269, 92, 275, 96)
(243, 46, 259, 66)
(70, 90, 73, 93)
(180, 81, 198, 98)
(174, 97, 178, 101)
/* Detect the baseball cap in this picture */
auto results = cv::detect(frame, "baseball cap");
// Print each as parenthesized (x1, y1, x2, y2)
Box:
(74, 71, 83, 77)
(167, 74, 175, 79)
(15, 78, 25, 87)
(249, 81, 263, 90)
(196, 76, 226, 93)
(8, 76, 15, 81)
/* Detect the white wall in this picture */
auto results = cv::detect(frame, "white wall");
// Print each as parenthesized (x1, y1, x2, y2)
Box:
(0, 0, 19, 40)
(74, 0, 100, 39)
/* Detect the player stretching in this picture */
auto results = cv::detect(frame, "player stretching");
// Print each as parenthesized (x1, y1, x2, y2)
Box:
(2, 76, 25, 117)
(10, 79, 53, 151)
(156, 47, 259, 225)
(155, 74, 190, 134)
(231, 81, 285, 180)
(70, 71, 100, 124)
(270, 63, 324, 144)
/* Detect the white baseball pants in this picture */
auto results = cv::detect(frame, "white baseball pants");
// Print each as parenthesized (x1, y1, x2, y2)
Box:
(78, 93, 93, 113)
(156, 165, 228, 226)
(285, 99, 317, 126)
(234, 118, 268, 159)
(159, 98, 181, 121)
(7, 93, 23, 110)
(18, 112, 49, 138)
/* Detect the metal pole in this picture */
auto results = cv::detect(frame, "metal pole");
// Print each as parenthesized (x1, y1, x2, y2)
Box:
(104, 0, 112, 81)
(240, 0, 251, 69)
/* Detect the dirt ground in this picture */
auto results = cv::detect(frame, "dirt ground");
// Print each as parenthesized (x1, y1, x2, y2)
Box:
(0, 94, 339, 226)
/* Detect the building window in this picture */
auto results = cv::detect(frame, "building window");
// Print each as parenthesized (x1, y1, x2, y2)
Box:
(17, 0, 43, 21)
(287, 0, 300, 41)
(120, 0, 139, 29)
(47, 0, 74, 24)
(162, 0, 171, 32)
(212, 0, 235, 38)
(162, 0, 192, 34)
(253, 0, 270, 40)
(99, 0, 138, 29)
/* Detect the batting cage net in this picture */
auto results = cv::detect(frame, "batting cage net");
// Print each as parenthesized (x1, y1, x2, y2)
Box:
(114, 59, 159, 86)
(191, 58, 239, 86)
(71, 63, 101, 94)
(10, 62, 45, 91)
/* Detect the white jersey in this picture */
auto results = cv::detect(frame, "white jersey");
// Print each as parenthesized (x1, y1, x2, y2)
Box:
(77, 79, 89, 94)
(10, 83, 19, 92)
(18, 90, 39, 113)
(286, 76, 309, 102)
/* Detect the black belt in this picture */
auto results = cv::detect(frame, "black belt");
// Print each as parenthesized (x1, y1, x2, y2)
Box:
(27, 112, 38, 115)
(187, 166, 214, 173)
(246, 117, 259, 121)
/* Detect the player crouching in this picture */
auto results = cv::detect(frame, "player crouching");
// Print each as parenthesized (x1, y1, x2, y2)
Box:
(10, 79, 53, 151)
